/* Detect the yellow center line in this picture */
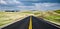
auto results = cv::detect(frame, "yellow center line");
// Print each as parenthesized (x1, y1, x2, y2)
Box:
(28, 16, 32, 29)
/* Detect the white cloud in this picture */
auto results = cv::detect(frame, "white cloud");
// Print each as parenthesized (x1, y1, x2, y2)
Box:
(17, 6, 35, 10)
(34, 3, 58, 7)
(34, 3, 60, 10)
(41, 3, 58, 7)
(20, 0, 39, 1)
(0, 0, 7, 4)
(7, 0, 21, 4)
(17, 6, 34, 8)
(0, 0, 23, 5)
(13, 0, 20, 4)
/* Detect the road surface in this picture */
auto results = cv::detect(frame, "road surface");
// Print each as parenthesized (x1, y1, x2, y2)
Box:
(2, 16, 60, 29)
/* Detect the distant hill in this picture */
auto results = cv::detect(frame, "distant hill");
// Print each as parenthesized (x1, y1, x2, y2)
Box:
(54, 10, 60, 14)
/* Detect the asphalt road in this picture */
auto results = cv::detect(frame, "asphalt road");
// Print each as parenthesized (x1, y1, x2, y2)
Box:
(32, 16, 60, 29)
(2, 16, 30, 29)
(2, 16, 60, 29)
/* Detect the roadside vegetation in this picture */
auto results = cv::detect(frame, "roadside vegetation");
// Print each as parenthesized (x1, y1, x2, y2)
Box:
(0, 10, 60, 27)
(0, 12, 32, 27)
(34, 10, 60, 25)
(54, 10, 60, 14)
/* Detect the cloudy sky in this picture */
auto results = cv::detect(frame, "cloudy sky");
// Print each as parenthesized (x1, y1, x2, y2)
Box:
(0, 0, 60, 11)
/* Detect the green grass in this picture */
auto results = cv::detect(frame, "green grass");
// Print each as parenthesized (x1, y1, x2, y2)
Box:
(54, 10, 60, 14)
(22, 11, 32, 14)
(0, 12, 32, 26)
(45, 15, 60, 23)
(33, 11, 60, 25)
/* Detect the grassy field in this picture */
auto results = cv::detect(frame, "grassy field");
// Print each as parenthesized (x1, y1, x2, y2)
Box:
(54, 10, 60, 14)
(0, 10, 60, 27)
(43, 12, 60, 23)
(34, 10, 60, 25)
(0, 11, 32, 27)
